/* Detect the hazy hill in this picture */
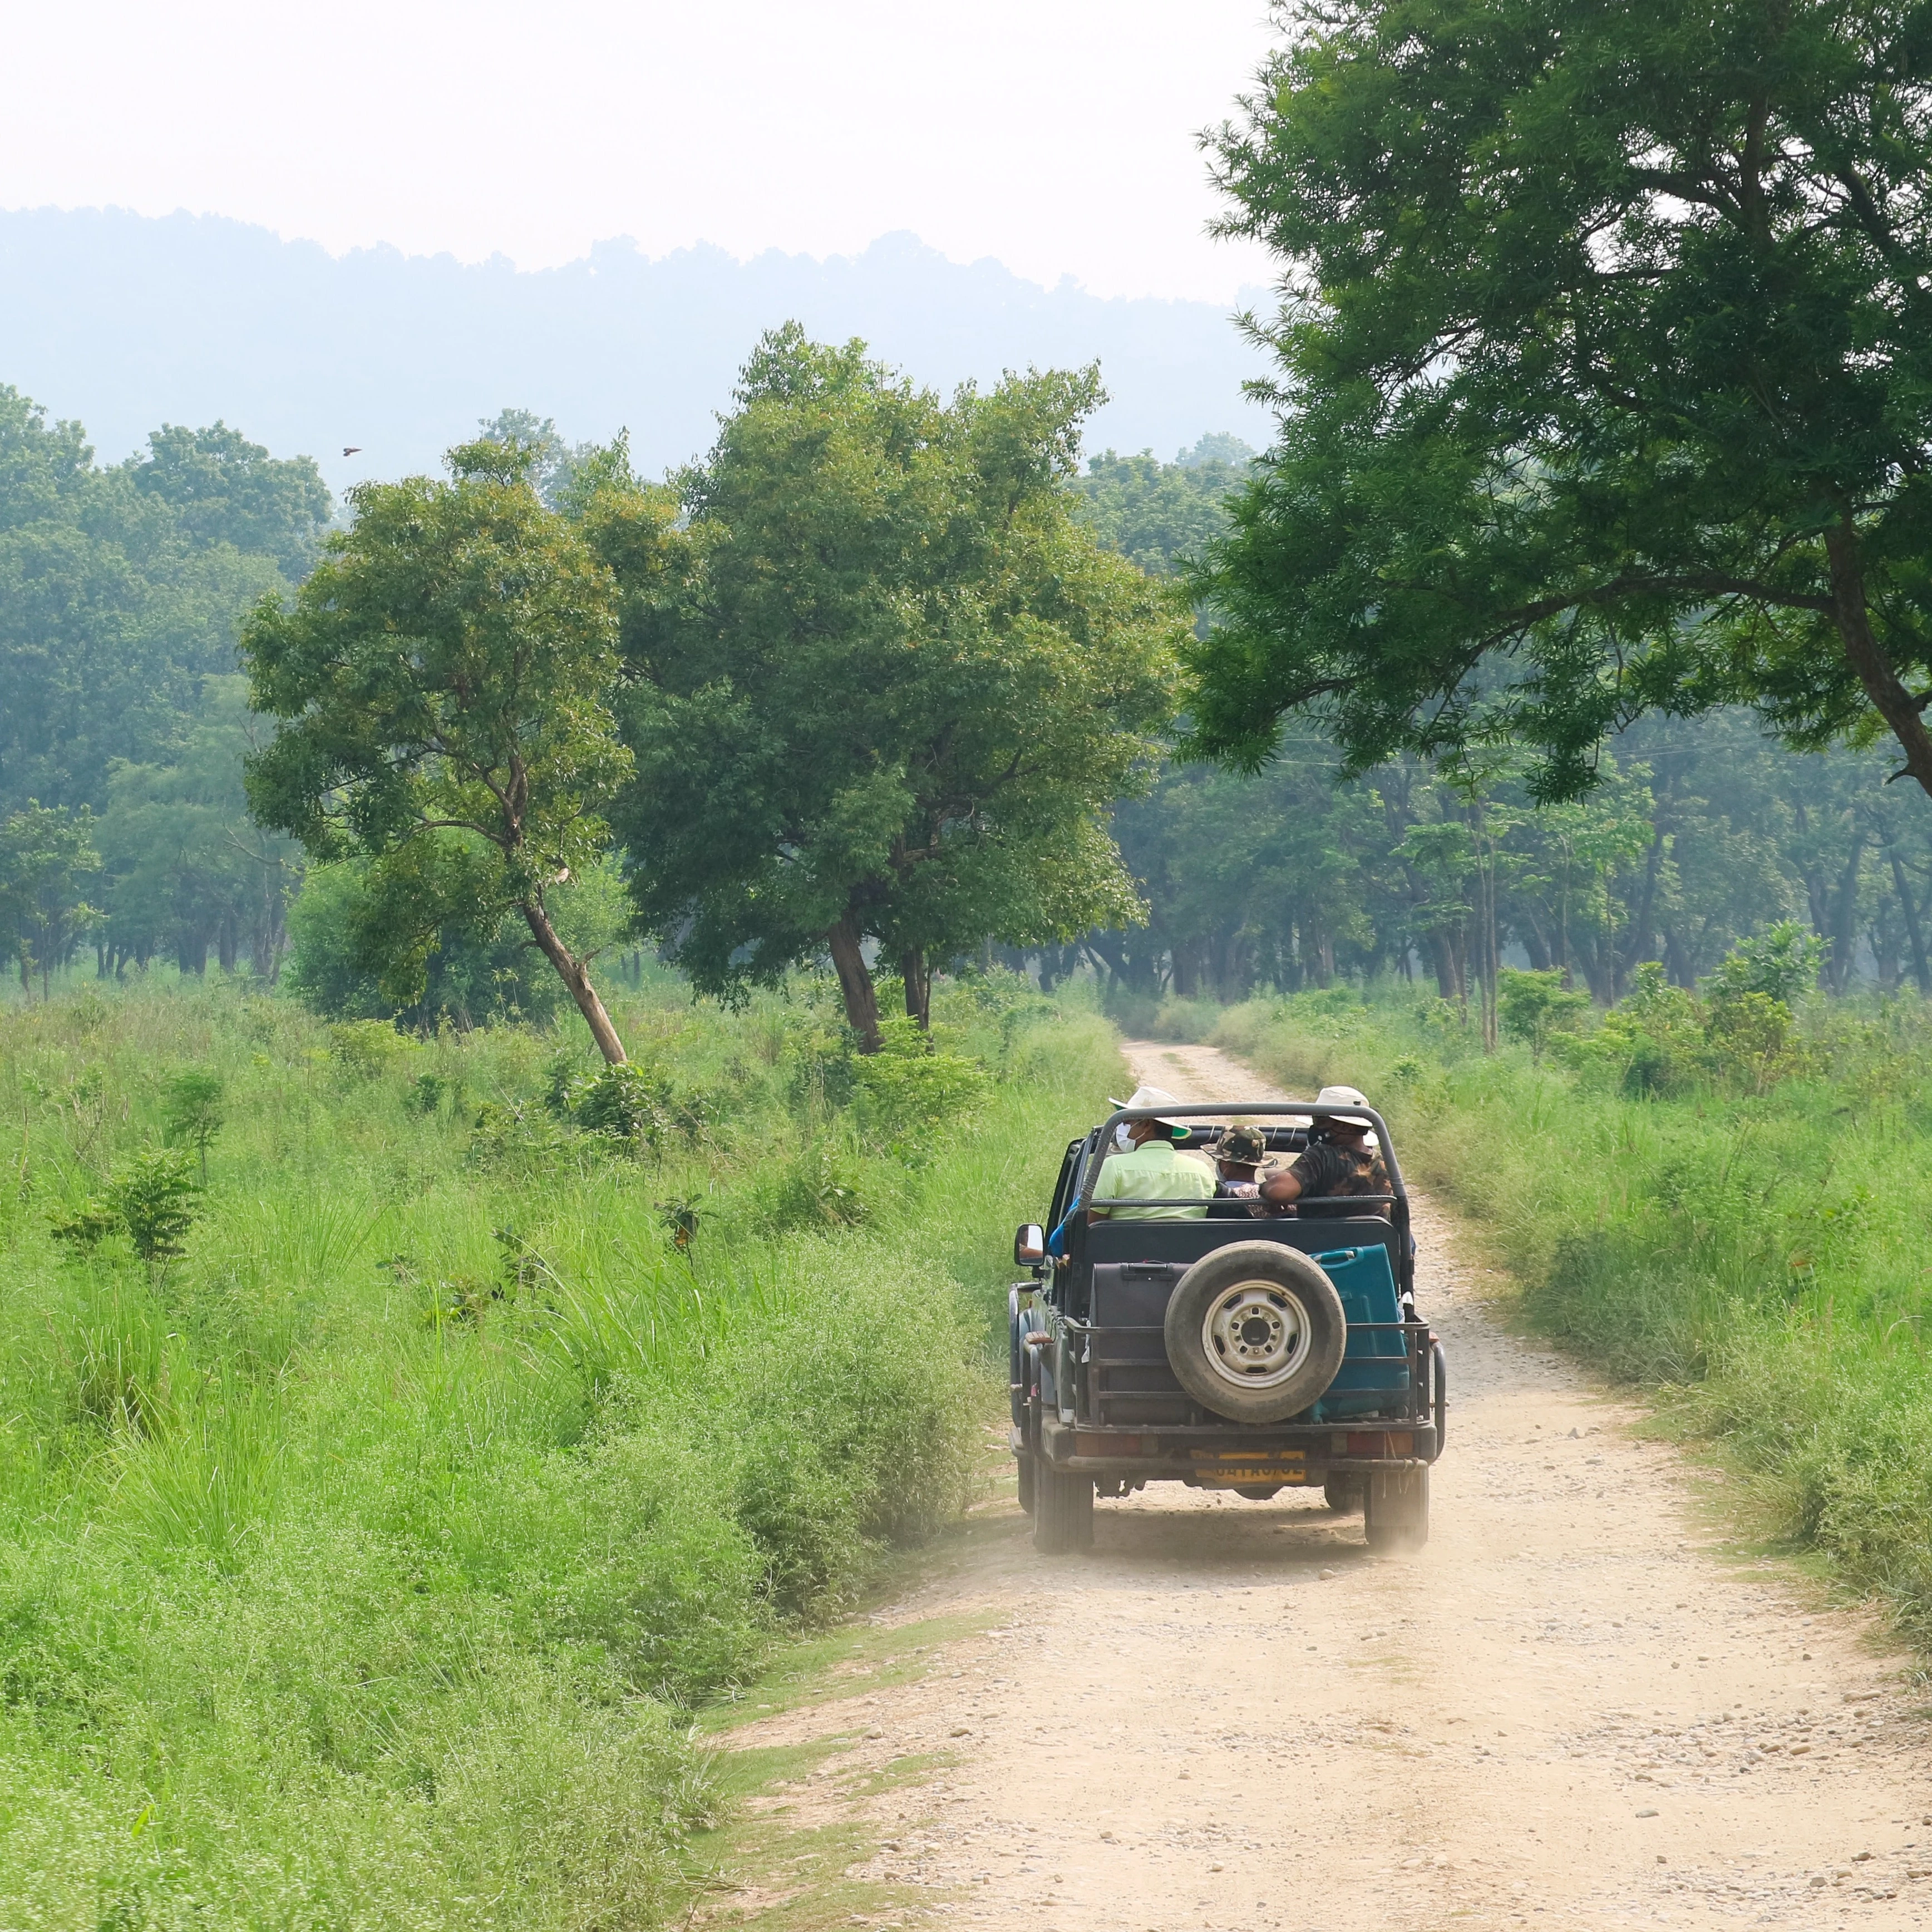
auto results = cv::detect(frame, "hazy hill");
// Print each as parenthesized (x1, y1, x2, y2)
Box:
(0, 208, 1269, 493)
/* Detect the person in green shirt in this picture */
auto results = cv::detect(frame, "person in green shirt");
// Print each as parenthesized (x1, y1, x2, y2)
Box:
(1087, 1086, 1218, 1221)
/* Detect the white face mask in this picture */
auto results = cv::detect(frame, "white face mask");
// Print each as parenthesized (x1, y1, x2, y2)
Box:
(1114, 1122, 1132, 1149)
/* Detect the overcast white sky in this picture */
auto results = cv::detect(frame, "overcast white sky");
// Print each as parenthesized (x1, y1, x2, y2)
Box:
(3, 0, 1281, 302)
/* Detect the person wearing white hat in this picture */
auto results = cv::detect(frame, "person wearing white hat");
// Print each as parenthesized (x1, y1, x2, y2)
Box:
(1088, 1085, 1217, 1221)
(1258, 1083, 1391, 1220)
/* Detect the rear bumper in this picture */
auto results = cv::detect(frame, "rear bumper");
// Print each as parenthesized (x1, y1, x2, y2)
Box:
(1026, 1414, 1438, 1483)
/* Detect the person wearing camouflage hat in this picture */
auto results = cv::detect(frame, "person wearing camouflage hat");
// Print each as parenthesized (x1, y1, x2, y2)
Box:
(1210, 1121, 1272, 1218)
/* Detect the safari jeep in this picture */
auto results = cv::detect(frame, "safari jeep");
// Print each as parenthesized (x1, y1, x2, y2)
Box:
(1009, 1099, 1446, 1555)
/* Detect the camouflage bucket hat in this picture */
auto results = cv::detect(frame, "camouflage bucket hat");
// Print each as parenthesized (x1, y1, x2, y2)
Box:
(1218, 1123, 1269, 1167)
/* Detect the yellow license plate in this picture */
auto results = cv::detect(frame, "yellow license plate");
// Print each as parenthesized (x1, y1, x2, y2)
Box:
(1196, 1466, 1309, 1485)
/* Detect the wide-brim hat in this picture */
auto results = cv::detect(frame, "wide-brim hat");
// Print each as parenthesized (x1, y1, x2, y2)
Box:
(1218, 1122, 1269, 1167)
(1108, 1083, 1187, 1129)
(1315, 1083, 1373, 1128)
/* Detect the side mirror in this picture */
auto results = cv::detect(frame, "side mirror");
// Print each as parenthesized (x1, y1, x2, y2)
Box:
(1014, 1223, 1046, 1266)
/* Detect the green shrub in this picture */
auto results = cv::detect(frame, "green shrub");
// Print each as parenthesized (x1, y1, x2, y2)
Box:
(329, 1018, 418, 1078)
(109, 1149, 203, 1265)
(1496, 968, 1590, 1060)
(160, 1070, 225, 1181)
(851, 1020, 993, 1154)
(1709, 920, 1822, 1006)
(575, 1061, 674, 1147)
(764, 1142, 871, 1232)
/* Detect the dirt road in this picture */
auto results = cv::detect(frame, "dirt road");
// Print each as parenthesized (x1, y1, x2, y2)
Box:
(718, 1041, 1932, 1929)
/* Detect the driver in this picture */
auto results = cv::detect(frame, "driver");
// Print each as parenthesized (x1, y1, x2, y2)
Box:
(1258, 1085, 1391, 1220)
(1087, 1085, 1216, 1221)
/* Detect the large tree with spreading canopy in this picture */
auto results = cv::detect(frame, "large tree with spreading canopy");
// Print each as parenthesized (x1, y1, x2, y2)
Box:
(609, 327, 1182, 1047)
(242, 441, 635, 1061)
(1187, 0, 1932, 803)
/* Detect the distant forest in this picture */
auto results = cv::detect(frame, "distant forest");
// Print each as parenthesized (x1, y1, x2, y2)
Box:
(3, 381, 1929, 1008)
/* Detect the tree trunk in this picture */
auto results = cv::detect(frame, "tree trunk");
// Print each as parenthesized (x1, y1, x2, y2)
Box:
(1519, 911, 1552, 973)
(1826, 518, 1932, 799)
(901, 948, 931, 1031)
(1663, 926, 1698, 989)
(825, 914, 881, 1052)
(1624, 828, 1668, 994)
(1825, 829, 1868, 994)
(1889, 847, 1932, 997)
(520, 899, 628, 1063)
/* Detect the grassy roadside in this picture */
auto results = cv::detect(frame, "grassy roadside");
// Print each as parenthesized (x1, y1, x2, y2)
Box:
(680, 1593, 999, 1931)
(0, 971, 1115, 1929)
(1121, 985, 1932, 1654)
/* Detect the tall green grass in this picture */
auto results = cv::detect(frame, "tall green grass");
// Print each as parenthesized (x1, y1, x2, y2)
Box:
(0, 970, 1117, 1928)
(1202, 984, 1932, 1647)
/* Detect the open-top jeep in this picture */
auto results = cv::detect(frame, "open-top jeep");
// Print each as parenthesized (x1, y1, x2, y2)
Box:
(1009, 1098, 1446, 1554)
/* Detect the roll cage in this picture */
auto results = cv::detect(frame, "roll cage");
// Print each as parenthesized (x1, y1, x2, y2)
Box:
(1048, 1100, 1414, 1299)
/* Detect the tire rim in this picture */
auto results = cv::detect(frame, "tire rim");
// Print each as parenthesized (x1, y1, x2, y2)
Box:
(1201, 1281, 1313, 1390)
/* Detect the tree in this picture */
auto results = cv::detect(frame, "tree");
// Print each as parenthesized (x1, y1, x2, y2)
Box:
(0, 802, 102, 997)
(0, 388, 329, 822)
(94, 677, 303, 979)
(161, 1072, 225, 1184)
(241, 442, 635, 1062)
(130, 421, 332, 578)
(1188, 0, 1932, 807)
(280, 856, 627, 1029)
(607, 328, 1182, 1046)
(1497, 968, 1591, 1061)
(475, 408, 598, 509)
(1073, 440, 1253, 578)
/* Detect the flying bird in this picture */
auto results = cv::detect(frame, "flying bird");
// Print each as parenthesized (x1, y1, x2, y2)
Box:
(342, 446, 362, 456)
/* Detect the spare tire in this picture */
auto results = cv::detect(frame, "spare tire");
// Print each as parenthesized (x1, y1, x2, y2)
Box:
(1163, 1241, 1347, 1423)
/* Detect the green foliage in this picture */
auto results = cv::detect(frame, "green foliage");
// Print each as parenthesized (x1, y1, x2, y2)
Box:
(1703, 990, 1803, 1097)
(160, 1070, 224, 1179)
(538, 1051, 709, 1158)
(0, 801, 102, 995)
(763, 1142, 873, 1234)
(1071, 439, 1252, 577)
(1186, 0, 1932, 806)
(1567, 964, 1708, 1096)
(47, 1196, 118, 1252)
(108, 1146, 203, 1264)
(0, 391, 326, 983)
(1496, 969, 1590, 1061)
(92, 676, 303, 980)
(1070, 693, 1926, 1018)
(850, 1019, 994, 1155)
(242, 441, 634, 1060)
(1709, 921, 1823, 1008)
(574, 1061, 675, 1149)
(328, 1018, 417, 1078)
(284, 860, 563, 1029)
(608, 326, 1183, 1041)
(0, 972, 1113, 1927)
(1218, 982, 1932, 1656)
(0, 391, 327, 820)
